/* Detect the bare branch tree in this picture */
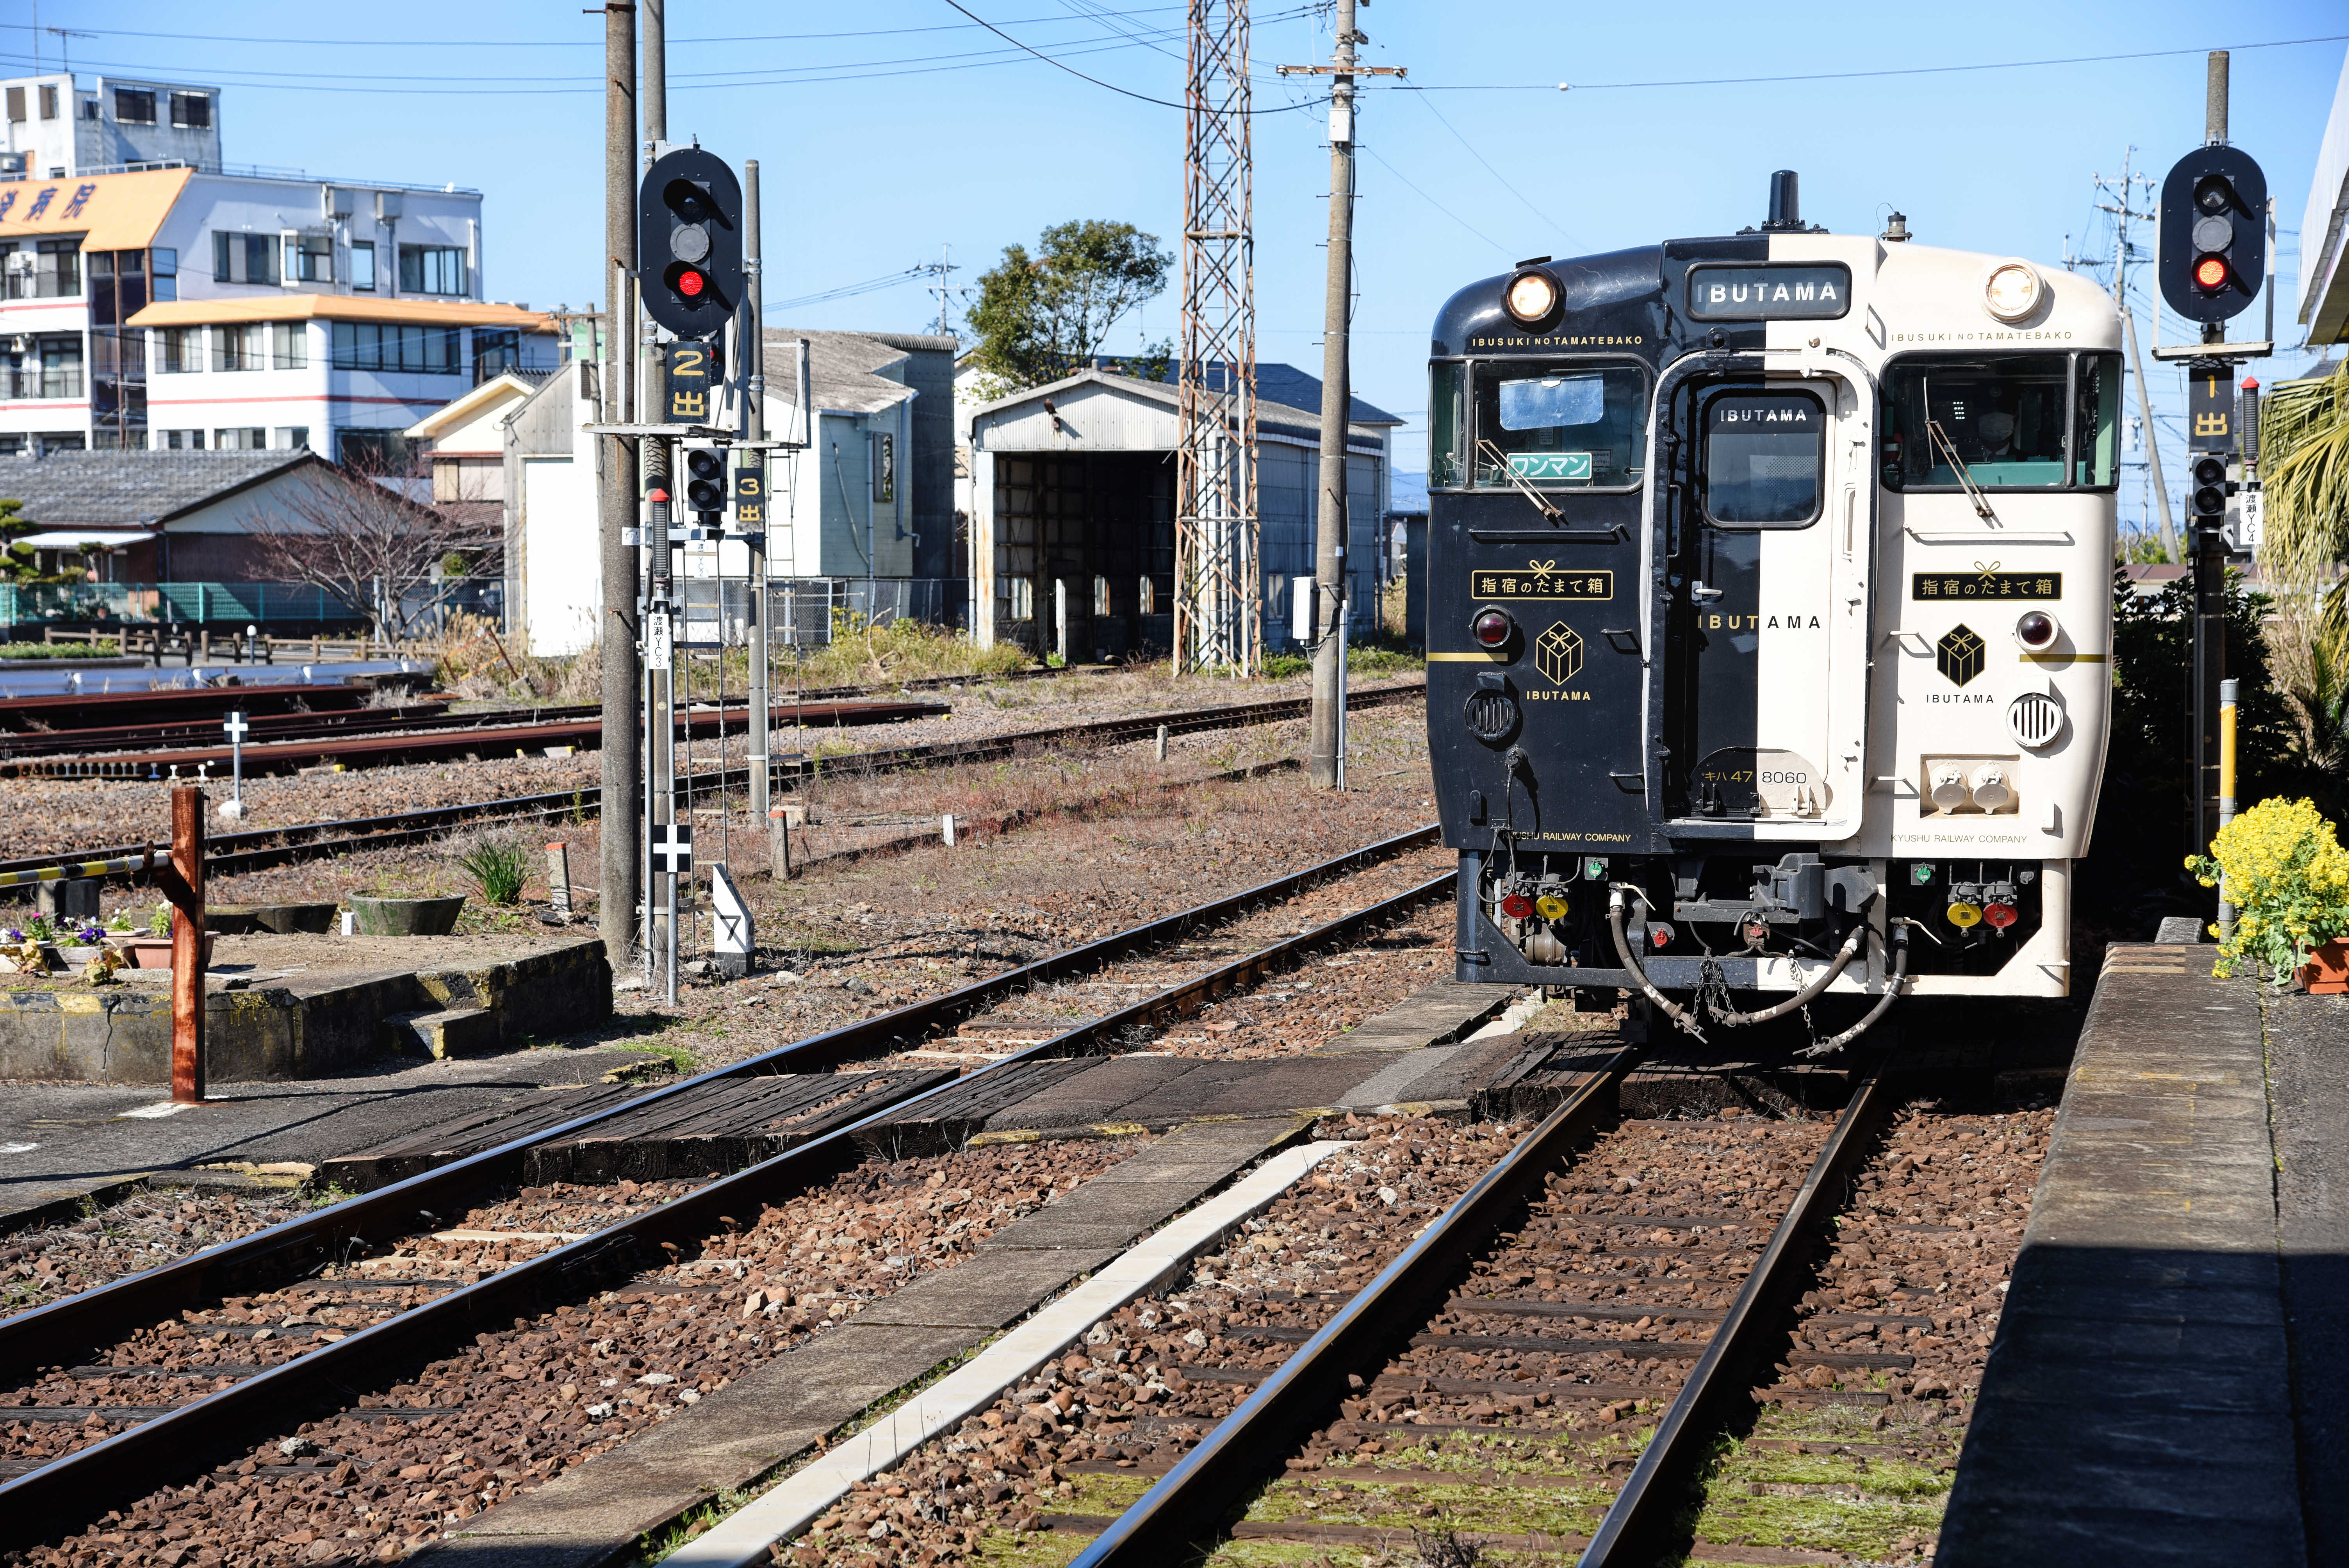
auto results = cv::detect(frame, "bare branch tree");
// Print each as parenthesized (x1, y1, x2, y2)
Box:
(248, 458, 502, 639)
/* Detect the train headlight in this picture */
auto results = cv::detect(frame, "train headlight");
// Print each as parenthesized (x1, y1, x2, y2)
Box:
(1983, 261, 2043, 323)
(2014, 610, 2059, 652)
(1503, 269, 1561, 325)
(1472, 607, 1516, 649)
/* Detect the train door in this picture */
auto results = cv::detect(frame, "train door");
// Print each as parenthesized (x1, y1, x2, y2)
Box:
(1661, 368, 1865, 832)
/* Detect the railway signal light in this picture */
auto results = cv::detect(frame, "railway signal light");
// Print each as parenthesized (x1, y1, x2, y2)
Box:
(638, 147, 744, 340)
(2158, 146, 2266, 324)
(2191, 454, 2231, 526)
(683, 446, 727, 517)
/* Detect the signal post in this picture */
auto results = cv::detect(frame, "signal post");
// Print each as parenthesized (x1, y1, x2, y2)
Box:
(2152, 50, 2270, 859)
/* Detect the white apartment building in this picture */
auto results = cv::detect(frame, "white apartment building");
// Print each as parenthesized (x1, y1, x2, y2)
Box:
(0, 73, 558, 463)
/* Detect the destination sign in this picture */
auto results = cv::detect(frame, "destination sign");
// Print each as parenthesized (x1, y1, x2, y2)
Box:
(1473, 564, 1614, 601)
(1911, 571, 2061, 600)
(1686, 264, 1852, 321)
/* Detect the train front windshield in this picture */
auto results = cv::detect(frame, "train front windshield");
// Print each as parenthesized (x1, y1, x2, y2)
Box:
(1437, 362, 1649, 490)
(1881, 352, 2123, 490)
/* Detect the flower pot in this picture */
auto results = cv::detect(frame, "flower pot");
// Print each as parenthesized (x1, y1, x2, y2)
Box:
(107, 935, 215, 970)
(349, 896, 467, 937)
(53, 945, 103, 968)
(2299, 939, 2349, 996)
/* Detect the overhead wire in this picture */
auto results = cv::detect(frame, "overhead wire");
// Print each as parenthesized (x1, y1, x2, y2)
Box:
(935, 0, 1318, 113)
(0, 9, 1196, 49)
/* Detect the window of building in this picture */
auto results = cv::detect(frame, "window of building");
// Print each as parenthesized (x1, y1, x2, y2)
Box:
(88, 250, 148, 323)
(273, 427, 311, 451)
(471, 328, 520, 378)
(40, 432, 87, 454)
(1009, 577, 1035, 621)
(2, 240, 84, 300)
(336, 429, 415, 472)
(114, 88, 157, 125)
(5, 87, 23, 124)
(212, 230, 280, 286)
(155, 429, 206, 450)
(150, 247, 177, 303)
(1137, 576, 1156, 616)
(271, 323, 307, 370)
(3, 335, 85, 399)
(0, 435, 25, 457)
(350, 241, 376, 292)
(38, 84, 59, 119)
(1093, 575, 1111, 617)
(290, 232, 333, 283)
(213, 427, 268, 451)
(211, 323, 266, 372)
(154, 326, 203, 374)
(169, 92, 211, 130)
(330, 321, 462, 375)
(397, 244, 467, 296)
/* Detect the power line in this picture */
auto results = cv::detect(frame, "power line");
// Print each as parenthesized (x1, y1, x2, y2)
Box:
(0, 9, 1194, 49)
(1392, 32, 2349, 92)
(767, 265, 941, 314)
(938, 0, 1317, 113)
(1404, 91, 1575, 249)
(1359, 143, 1505, 253)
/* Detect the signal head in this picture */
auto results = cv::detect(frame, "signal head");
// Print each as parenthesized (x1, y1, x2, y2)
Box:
(2159, 146, 2266, 324)
(638, 149, 744, 339)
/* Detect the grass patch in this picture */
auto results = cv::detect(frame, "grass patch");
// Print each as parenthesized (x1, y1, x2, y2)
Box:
(617, 1037, 700, 1075)
(1670, 1401, 1954, 1566)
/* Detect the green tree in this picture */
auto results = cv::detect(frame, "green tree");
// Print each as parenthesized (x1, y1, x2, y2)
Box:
(0, 496, 35, 584)
(964, 219, 1173, 394)
(2260, 362, 2349, 636)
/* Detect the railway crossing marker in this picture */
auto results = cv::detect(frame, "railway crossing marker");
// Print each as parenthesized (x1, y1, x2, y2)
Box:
(218, 711, 247, 822)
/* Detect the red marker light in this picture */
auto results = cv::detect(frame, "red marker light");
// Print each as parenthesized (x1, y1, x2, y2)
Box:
(1472, 609, 1514, 649)
(2194, 256, 2228, 290)
(1500, 893, 1535, 920)
(1983, 902, 2018, 929)
(677, 268, 707, 298)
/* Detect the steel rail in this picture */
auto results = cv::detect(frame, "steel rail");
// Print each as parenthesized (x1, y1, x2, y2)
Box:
(0, 681, 1427, 882)
(0, 860, 1456, 1552)
(0, 822, 1442, 1381)
(1066, 1042, 1647, 1568)
(1576, 1064, 1897, 1566)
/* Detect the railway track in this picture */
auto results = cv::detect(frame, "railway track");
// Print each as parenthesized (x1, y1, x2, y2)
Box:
(0, 680, 1426, 882)
(0, 823, 1455, 1557)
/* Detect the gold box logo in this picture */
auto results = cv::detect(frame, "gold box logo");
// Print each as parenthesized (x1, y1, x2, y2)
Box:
(1937, 624, 1986, 687)
(1535, 622, 1584, 685)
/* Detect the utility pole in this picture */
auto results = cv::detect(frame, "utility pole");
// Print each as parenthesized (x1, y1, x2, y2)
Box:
(2094, 150, 2180, 563)
(1283, 5, 1401, 788)
(745, 159, 770, 821)
(597, 0, 642, 971)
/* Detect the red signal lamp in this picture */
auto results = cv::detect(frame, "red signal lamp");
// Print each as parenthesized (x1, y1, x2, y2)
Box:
(2193, 255, 2228, 290)
(1499, 893, 1535, 920)
(1982, 901, 2019, 929)
(677, 267, 708, 298)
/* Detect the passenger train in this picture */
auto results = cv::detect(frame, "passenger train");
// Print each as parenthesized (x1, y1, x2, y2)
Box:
(1427, 173, 2118, 1046)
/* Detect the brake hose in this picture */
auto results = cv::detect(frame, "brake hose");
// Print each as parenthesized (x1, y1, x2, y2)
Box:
(1706, 916, 1870, 1026)
(1607, 885, 1709, 1041)
(1799, 921, 1912, 1057)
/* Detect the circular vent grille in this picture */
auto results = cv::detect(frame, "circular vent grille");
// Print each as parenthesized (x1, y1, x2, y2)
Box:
(2008, 690, 2064, 749)
(1463, 687, 1520, 743)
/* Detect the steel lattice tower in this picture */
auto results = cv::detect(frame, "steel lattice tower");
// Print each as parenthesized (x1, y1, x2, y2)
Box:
(1174, 0, 1258, 674)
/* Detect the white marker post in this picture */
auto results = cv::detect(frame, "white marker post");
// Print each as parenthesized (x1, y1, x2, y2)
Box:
(218, 710, 248, 821)
(650, 823, 693, 1004)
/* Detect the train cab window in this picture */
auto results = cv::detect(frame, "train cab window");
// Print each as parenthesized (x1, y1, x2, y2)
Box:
(1701, 390, 1824, 526)
(1430, 362, 1467, 486)
(1881, 354, 2077, 490)
(1468, 362, 1646, 490)
(2076, 353, 2123, 487)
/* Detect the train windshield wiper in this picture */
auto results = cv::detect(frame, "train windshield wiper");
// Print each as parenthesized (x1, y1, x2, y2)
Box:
(1476, 438, 1565, 523)
(1921, 378, 1999, 522)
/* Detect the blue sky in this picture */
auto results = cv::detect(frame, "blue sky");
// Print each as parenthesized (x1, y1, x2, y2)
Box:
(6, 2, 2344, 537)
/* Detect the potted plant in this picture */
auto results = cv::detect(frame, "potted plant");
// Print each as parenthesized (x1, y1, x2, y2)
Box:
(2190, 796, 2349, 991)
(102, 903, 212, 969)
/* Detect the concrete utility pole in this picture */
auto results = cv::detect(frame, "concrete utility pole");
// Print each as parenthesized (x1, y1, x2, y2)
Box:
(745, 159, 771, 820)
(642, 0, 675, 987)
(2096, 150, 2179, 563)
(1308, 1, 1359, 790)
(597, 0, 642, 968)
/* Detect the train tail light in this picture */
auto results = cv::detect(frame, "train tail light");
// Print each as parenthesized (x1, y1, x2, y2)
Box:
(1472, 608, 1516, 649)
(1500, 893, 1535, 920)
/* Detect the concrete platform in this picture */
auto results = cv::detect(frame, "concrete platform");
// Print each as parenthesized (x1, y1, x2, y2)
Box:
(0, 1044, 670, 1231)
(0, 932, 611, 1084)
(1939, 943, 2303, 1566)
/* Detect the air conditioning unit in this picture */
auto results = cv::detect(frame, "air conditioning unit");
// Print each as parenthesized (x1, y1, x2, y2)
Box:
(0, 152, 27, 177)
(375, 190, 403, 222)
(321, 184, 352, 219)
(4, 251, 33, 276)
